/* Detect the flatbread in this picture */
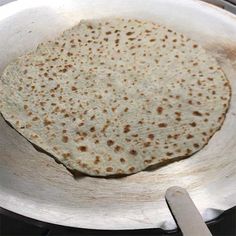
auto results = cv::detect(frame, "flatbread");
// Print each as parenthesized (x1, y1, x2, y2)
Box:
(0, 18, 230, 176)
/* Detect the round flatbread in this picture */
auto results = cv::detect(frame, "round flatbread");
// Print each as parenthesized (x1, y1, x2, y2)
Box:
(0, 18, 231, 176)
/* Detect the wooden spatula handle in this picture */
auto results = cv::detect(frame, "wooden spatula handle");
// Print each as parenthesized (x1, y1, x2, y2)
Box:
(165, 186, 212, 236)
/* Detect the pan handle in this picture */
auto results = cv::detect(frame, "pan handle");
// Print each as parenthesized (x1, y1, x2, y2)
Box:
(165, 186, 212, 236)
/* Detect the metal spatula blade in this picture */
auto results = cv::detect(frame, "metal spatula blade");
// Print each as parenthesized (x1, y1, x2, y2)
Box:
(166, 186, 212, 236)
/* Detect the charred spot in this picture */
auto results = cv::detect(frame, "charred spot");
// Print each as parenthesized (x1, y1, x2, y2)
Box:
(60, 68, 67, 73)
(114, 145, 122, 152)
(94, 156, 100, 164)
(190, 122, 197, 127)
(187, 134, 194, 139)
(90, 127, 95, 132)
(129, 167, 135, 172)
(186, 148, 192, 154)
(43, 118, 53, 126)
(126, 32, 134, 36)
(144, 142, 151, 147)
(158, 123, 167, 128)
(218, 116, 223, 122)
(90, 115, 96, 120)
(78, 122, 84, 127)
(173, 134, 179, 139)
(157, 106, 163, 114)
(111, 107, 116, 112)
(166, 152, 173, 156)
(62, 136, 68, 143)
(107, 140, 114, 146)
(81, 163, 88, 168)
(196, 80, 202, 86)
(71, 86, 77, 91)
(148, 134, 154, 140)
(192, 111, 202, 116)
(32, 117, 39, 121)
(87, 25, 93, 29)
(129, 150, 137, 156)
(144, 160, 152, 164)
(77, 146, 87, 152)
(106, 167, 113, 172)
(62, 153, 71, 158)
(193, 143, 200, 148)
(124, 124, 131, 133)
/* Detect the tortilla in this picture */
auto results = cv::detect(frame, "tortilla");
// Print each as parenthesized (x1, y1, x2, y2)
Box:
(0, 18, 230, 176)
